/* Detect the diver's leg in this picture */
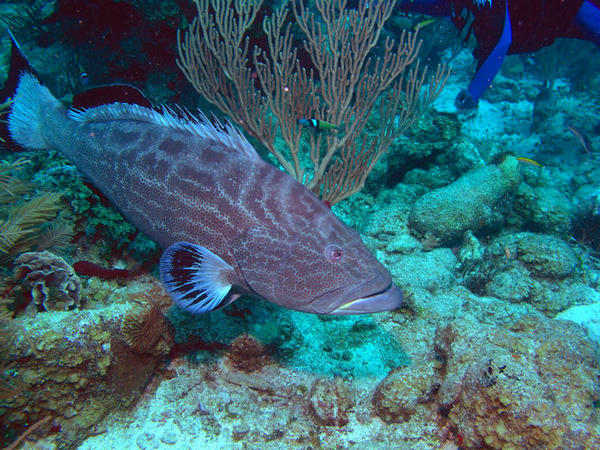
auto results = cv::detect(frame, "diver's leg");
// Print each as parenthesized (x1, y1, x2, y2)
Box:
(397, 0, 452, 16)
(574, 1, 600, 46)
(456, 1, 512, 108)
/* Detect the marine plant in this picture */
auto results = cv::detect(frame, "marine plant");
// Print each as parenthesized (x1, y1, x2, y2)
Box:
(177, 0, 449, 204)
(0, 158, 72, 257)
(121, 298, 175, 356)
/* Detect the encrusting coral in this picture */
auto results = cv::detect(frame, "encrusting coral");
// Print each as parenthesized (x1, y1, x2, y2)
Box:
(14, 251, 82, 311)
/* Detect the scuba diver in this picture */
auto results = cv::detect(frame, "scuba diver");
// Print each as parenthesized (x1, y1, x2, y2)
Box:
(395, 0, 600, 109)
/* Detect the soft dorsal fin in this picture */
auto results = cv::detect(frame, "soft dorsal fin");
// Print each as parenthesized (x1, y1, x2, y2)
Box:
(72, 84, 152, 110)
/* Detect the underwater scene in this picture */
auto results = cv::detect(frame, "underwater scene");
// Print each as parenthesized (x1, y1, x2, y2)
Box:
(1, 0, 600, 448)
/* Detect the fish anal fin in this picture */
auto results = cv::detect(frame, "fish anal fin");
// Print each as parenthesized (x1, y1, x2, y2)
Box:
(159, 242, 238, 314)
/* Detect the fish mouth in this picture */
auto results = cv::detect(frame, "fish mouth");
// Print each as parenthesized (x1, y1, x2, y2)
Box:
(329, 283, 403, 315)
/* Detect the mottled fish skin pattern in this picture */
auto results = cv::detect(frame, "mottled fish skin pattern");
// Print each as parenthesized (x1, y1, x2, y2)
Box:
(9, 75, 401, 314)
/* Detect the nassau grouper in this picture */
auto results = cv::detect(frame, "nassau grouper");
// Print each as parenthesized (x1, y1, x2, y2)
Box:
(8, 73, 403, 315)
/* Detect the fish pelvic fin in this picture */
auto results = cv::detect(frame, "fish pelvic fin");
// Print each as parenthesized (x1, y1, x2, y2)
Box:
(8, 73, 61, 149)
(159, 242, 238, 314)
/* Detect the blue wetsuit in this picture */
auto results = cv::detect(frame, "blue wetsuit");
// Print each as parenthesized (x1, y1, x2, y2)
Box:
(397, 0, 600, 108)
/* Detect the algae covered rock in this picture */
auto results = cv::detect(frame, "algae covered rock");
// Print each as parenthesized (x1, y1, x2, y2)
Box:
(372, 360, 440, 423)
(307, 377, 354, 427)
(226, 334, 271, 373)
(485, 267, 538, 303)
(409, 157, 521, 243)
(514, 185, 573, 234)
(514, 232, 576, 278)
(463, 232, 580, 313)
(1, 297, 170, 448)
(390, 248, 457, 291)
(434, 316, 600, 449)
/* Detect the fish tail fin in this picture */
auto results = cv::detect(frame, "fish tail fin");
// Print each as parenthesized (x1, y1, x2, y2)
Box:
(8, 73, 61, 150)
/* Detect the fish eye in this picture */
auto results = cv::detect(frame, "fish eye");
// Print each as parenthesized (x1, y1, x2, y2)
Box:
(325, 245, 343, 262)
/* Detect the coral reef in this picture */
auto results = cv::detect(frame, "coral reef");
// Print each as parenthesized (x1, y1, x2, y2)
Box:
(14, 251, 82, 312)
(1, 1, 600, 448)
(434, 316, 600, 449)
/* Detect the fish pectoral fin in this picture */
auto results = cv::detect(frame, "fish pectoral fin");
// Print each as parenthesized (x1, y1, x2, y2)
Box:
(159, 241, 236, 314)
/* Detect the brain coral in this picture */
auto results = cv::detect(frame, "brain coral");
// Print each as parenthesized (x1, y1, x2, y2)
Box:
(14, 251, 82, 311)
(434, 315, 600, 449)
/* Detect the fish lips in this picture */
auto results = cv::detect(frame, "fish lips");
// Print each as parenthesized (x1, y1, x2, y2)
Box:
(311, 278, 404, 315)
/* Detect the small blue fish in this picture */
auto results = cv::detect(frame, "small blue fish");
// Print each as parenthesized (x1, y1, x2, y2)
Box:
(79, 72, 89, 86)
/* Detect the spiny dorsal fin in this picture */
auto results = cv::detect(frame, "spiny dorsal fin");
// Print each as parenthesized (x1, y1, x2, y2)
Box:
(67, 103, 259, 160)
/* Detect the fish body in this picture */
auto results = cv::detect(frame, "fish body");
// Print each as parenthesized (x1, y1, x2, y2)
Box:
(516, 156, 543, 168)
(413, 18, 436, 31)
(8, 74, 402, 315)
(565, 121, 593, 154)
(298, 118, 341, 131)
